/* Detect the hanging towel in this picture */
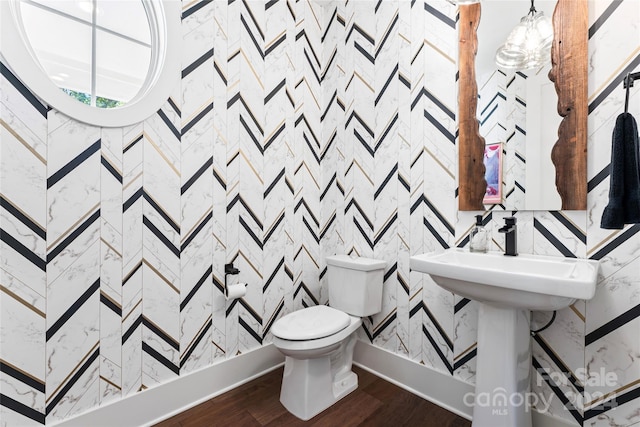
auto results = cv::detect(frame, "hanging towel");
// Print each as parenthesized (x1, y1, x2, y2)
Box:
(601, 112, 640, 229)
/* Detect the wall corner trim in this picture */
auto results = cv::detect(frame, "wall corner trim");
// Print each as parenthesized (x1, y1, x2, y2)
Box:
(353, 341, 578, 427)
(51, 345, 285, 427)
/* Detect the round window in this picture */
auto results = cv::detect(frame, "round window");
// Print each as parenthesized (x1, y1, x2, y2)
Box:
(0, 0, 180, 127)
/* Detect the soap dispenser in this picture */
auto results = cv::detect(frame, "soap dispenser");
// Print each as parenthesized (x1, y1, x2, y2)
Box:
(469, 215, 488, 253)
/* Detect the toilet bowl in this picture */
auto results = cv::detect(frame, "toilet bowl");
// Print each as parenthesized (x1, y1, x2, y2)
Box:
(272, 306, 363, 420)
(271, 255, 386, 421)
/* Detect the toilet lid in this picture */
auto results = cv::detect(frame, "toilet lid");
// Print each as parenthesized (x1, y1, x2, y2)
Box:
(271, 305, 351, 340)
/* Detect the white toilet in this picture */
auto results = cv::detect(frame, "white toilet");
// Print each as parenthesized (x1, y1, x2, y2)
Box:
(271, 255, 386, 420)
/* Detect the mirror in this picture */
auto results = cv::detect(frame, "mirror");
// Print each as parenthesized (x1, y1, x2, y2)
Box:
(0, 0, 180, 127)
(458, 0, 588, 211)
(477, 0, 560, 210)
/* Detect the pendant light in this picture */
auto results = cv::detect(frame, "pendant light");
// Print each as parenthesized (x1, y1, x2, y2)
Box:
(495, 0, 553, 70)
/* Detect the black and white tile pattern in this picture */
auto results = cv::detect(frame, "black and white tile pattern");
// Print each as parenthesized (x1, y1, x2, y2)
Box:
(1, 1, 639, 426)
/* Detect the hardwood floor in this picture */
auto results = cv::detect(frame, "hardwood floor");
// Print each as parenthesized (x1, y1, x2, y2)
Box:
(154, 366, 471, 427)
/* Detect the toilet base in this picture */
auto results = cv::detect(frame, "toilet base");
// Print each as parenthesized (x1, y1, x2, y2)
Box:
(278, 331, 359, 421)
(279, 355, 358, 421)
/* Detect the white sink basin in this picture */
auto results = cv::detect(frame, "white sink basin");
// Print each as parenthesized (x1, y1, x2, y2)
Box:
(410, 248, 599, 427)
(410, 248, 599, 310)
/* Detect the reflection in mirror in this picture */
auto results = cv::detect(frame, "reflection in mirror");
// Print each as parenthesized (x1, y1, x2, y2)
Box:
(477, 0, 560, 210)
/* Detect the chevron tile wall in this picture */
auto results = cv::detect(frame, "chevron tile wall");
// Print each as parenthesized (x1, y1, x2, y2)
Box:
(1, 1, 639, 426)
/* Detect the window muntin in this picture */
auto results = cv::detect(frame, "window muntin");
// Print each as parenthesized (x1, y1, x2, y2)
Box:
(18, 0, 152, 108)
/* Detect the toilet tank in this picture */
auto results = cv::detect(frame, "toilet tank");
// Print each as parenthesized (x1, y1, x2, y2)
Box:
(326, 255, 386, 316)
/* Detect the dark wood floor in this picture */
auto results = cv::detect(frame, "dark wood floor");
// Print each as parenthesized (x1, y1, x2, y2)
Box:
(154, 365, 471, 427)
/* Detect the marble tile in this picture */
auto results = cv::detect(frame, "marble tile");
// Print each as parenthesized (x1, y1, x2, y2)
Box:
(0, 101, 46, 173)
(181, 137, 214, 256)
(142, 331, 178, 384)
(100, 127, 123, 167)
(0, 72, 48, 144)
(142, 135, 180, 219)
(181, 0, 216, 37)
(421, 276, 454, 373)
(100, 221, 122, 299)
(0, 214, 46, 297)
(100, 155, 123, 235)
(532, 305, 587, 387)
(100, 289, 122, 370)
(46, 212, 101, 287)
(0, 112, 47, 227)
(583, 391, 640, 427)
(180, 322, 212, 374)
(212, 290, 227, 362)
(533, 211, 587, 258)
(46, 240, 100, 326)
(99, 356, 121, 406)
(0, 405, 43, 427)
(122, 204, 143, 270)
(224, 302, 239, 359)
(530, 365, 581, 426)
(121, 297, 142, 397)
(585, 318, 640, 402)
(587, 260, 640, 335)
(47, 118, 100, 179)
(180, 241, 213, 371)
(142, 255, 180, 350)
(454, 297, 478, 384)
(143, 115, 180, 169)
(45, 303, 99, 414)
(0, 288, 46, 411)
(99, 379, 121, 407)
(45, 360, 99, 424)
(46, 172, 100, 268)
(395, 0, 412, 354)
(181, 16, 214, 124)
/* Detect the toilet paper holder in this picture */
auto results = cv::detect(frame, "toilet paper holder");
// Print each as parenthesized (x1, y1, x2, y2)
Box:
(224, 262, 240, 297)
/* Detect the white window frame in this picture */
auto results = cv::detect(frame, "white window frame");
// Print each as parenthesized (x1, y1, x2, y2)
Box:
(0, 0, 180, 127)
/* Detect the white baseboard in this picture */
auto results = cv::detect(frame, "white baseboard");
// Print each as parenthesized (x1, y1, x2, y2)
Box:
(532, 411, 578, 427)
(353, 340, 577, 427)
(353, 340, 474, 420)
(52, 340, 576, 427)
(52, 344, 285, 427)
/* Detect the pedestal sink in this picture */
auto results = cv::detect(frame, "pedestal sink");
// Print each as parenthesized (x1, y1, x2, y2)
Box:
(410, 249, 599, 427)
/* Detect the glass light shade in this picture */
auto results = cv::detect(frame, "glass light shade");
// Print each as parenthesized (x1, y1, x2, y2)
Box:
(531, 11, 553, 63)
(495, 17, 531, 69)
(532, 12, 553, 50)
(495, 45, 528, 69)
(495, 11, 553, 71)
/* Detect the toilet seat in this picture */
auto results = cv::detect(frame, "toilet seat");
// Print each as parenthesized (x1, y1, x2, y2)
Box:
(272, 315, 362, 353)
(272, 305, 351, 340)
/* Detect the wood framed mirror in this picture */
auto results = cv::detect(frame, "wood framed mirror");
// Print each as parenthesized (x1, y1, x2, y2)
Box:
(458, 0, 588, 211)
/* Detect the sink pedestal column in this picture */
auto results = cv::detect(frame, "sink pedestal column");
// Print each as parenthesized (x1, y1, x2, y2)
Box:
(472, 304, 532, 427)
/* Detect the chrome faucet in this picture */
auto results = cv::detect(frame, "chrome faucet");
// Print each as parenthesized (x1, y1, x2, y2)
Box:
(498, 217, 518, 256)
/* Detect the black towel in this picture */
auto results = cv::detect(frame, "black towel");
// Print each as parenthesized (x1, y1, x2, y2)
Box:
(601, 112, 640, 229)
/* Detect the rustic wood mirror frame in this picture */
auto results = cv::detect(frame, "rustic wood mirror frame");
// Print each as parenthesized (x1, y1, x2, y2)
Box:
(458, 0, 588, 210)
